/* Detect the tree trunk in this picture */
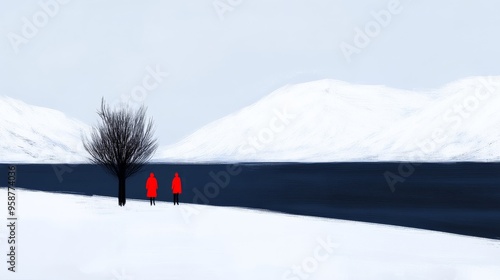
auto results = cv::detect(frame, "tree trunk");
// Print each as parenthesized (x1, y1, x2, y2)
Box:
(118, 175, 126, 206)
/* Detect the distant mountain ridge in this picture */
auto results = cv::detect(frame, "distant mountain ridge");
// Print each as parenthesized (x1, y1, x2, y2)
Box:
(156, 76, 500, 162)
(0, 96, 89, 163)
(1, 76, 500, 163)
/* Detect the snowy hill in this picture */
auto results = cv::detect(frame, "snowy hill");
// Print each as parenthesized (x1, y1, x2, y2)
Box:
(0, 188, 498, 280)
(1, 76, 500, 163)
(0, 96, 90, 163)
(157, 76, 500, 162)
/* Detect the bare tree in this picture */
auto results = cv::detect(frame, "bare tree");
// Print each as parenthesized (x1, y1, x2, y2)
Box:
(83, 98, 158, 206)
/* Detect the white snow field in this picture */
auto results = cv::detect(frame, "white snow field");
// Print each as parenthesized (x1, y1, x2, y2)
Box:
(157, 76, 500, 162)
(0, 189, 499, 280)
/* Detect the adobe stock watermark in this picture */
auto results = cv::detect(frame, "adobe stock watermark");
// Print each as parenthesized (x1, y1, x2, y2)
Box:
(111, 64, 169, 109)
(52, 141, 87, 183)
(340, 0, 404, 63)
(282, 235, 339, 280)
(213, 0, 243, 21)
(181, 104, 296, 223)
(112, 268, 135, 280)
(384, 77, 500, 192)
(180, 164, 242, 224)
(238, 105, 297, 156)
(7, 0, 72, 54)
(6, 165, 18, 273)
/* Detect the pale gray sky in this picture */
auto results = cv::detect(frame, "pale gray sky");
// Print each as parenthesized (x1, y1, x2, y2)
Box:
(1, 0, 499, 145)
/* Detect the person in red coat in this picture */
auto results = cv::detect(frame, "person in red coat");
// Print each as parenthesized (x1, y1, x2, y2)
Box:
(172, 172, 182, 205)
(146, 172, 158, 206)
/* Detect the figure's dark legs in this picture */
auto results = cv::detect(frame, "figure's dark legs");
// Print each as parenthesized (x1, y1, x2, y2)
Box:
(172, 194, 179, 205)
(150, 198, 152, 205)
(153, 198, 155, 205)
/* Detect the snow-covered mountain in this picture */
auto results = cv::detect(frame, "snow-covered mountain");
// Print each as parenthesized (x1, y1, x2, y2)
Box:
(0, 96, 90, 163)
(2, 76, 500, 163)
(157, 76, 500, 162)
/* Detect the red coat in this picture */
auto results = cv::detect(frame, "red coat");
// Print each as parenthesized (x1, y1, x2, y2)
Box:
(172, 173, 182, 194)
(146, 173, 158, 198)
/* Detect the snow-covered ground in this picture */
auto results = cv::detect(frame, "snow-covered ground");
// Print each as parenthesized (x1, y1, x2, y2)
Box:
(0, 188, 498, 280)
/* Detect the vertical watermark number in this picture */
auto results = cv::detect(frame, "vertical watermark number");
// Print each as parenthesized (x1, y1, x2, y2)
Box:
(6, 165, 17, 272)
